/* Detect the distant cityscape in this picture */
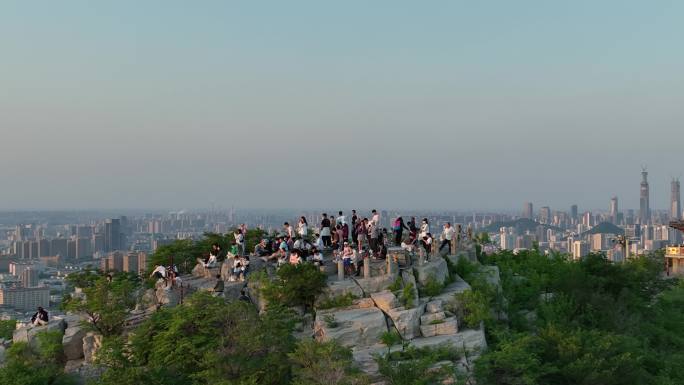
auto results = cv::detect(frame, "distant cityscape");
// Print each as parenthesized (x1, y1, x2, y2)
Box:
(0, 169, 682, 322)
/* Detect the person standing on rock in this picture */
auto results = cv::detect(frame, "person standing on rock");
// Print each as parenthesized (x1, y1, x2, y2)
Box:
(393, 216, 409, 246)
(439, 222, 456, 254)
(297, 216, 308, 239)
(31, 306, 48, 326)
(320, 213, 332, 248)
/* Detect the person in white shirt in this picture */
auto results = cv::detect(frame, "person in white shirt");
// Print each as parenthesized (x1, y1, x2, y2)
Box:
(419, 218, 430, 239)
(371, 209, 380, 226)
(421, 233, 433, 259)
(337, 211, 346, 226)
(297, 217, 308, 239)
(283, 222, 294, 239)
(234, 229, 245, 256)
(150, 265, 167, 280)
(439, 222, 456, 254)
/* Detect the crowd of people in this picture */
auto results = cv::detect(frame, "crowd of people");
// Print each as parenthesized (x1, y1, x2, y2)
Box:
(149, 210, 466, 288)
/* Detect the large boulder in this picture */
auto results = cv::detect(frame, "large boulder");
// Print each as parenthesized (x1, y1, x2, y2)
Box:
(478, 265, 501, 289)
(431, 275, 471, 310)
(354, 273, 398, 296)
(387, 303, 426, 340)
(13, 319, 66, 345)
(314, 307, 388, 348)
(63, 323, 88, 360)
(420, 317, 458, 338)
(82, 332, 103, 364)
(316, 279, 364, 307)
(155, 281, 180, 307)
(413, 257, 448, 288)
(370, 290, 399, 313)
(410, 328, 487, 353)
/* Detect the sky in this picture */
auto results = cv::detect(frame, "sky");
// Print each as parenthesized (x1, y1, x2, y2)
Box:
(1, 1, 683, 212)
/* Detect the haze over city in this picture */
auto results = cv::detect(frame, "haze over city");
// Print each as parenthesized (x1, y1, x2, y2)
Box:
(2, 1, 683, 211)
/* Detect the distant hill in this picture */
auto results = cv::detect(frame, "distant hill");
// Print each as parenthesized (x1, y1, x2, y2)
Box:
(581, 222, 624, 236)
(483, 218, 562, 233)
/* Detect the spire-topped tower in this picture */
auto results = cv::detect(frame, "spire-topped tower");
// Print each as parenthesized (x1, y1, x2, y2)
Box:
(639, 167, 650, 225)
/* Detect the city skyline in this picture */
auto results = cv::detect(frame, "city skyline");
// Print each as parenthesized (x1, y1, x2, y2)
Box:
(2, 1, 683, 210)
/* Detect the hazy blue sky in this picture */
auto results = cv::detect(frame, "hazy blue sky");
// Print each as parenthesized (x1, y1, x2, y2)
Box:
(1, 1, 682, 211)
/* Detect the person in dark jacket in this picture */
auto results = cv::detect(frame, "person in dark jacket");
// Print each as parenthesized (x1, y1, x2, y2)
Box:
(212, 274, 224, 297)
(392, 216, 409, 246)
(31, 306, 48, 326)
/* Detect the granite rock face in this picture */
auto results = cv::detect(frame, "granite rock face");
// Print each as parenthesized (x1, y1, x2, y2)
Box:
(413, 257, 448, 288)
(13, 319, 66, 346)
(314, 307, 388, 348)
(387, 303, 426, 340)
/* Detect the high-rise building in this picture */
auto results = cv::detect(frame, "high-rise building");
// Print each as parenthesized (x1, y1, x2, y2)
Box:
(0, 286, 50, 311)
(523, 202, 533, 219)
(50, 238, 68, 257)
(76, 237, 92, 259)
(104, 218, 121, 252)
(539, 206, 551, 224)
(93, 233, 105, 252)
(672, 179, 681, 220)
(640, 169, 650, 224)
(572, 240, 589, 260)
(570, 205, 578, 222)
(20, 268, 39, 288)
(37, 238, 50, 257)
(610, 196, 619, 224)
(67, 239, 77, 259)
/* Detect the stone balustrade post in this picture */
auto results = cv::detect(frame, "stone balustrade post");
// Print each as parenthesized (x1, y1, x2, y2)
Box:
(337, 259, 344, 281)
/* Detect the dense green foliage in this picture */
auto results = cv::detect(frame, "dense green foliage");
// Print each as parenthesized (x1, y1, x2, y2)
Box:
(96, 292, 297, 385)
(472, 250, 684, 385)
(317, 292, 358, 310)
(0, 319, 16, 340)
(62, 271, 140, 336)
(259, 263, 327, 310)
(0, 332, 75, 385)
(150, 229, 267, 273)
(288, 339, 369, 385)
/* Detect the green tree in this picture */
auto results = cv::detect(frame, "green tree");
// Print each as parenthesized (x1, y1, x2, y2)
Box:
(97, 292, 296, 385)
(289, 339, 369, 385)
(0, 332, 75, 385)
(0, 319, 16, 340)
(260, 263, 327, 310)
(62, 272, 139, 337)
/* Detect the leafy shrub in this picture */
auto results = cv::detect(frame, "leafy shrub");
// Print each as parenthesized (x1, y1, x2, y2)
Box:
(400, 283, 415, 308)
(317, 292, 358, 310)
(323, 314, 338, 328)
(0, 319, 16, 340)
(419, 275, 444, 297)
(261, 263, 327, 310)
(289, 339, 370, 385)
(388, 277, 403, 292)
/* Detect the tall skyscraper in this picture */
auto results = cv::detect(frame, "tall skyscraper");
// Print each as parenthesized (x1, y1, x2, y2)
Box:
(104, 218, 121, 252)
(610, 196, 619, 224)
(523, 202, 533, 219)
(640, 169, 650, 224)
(570, 205, 578, 222)
(672, 178, 681, 220)
(539, 206, 551, 224)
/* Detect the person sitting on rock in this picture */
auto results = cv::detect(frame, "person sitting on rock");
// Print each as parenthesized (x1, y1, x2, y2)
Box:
(254, 239, 270, 257)
(289, 249, 302, 265)
(310, 247, 324, 266)
(31, 306, 48, 326)
(150, 264, 167, 284)
(231, 255, 250, 281)
(212, 274, 224, 297)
